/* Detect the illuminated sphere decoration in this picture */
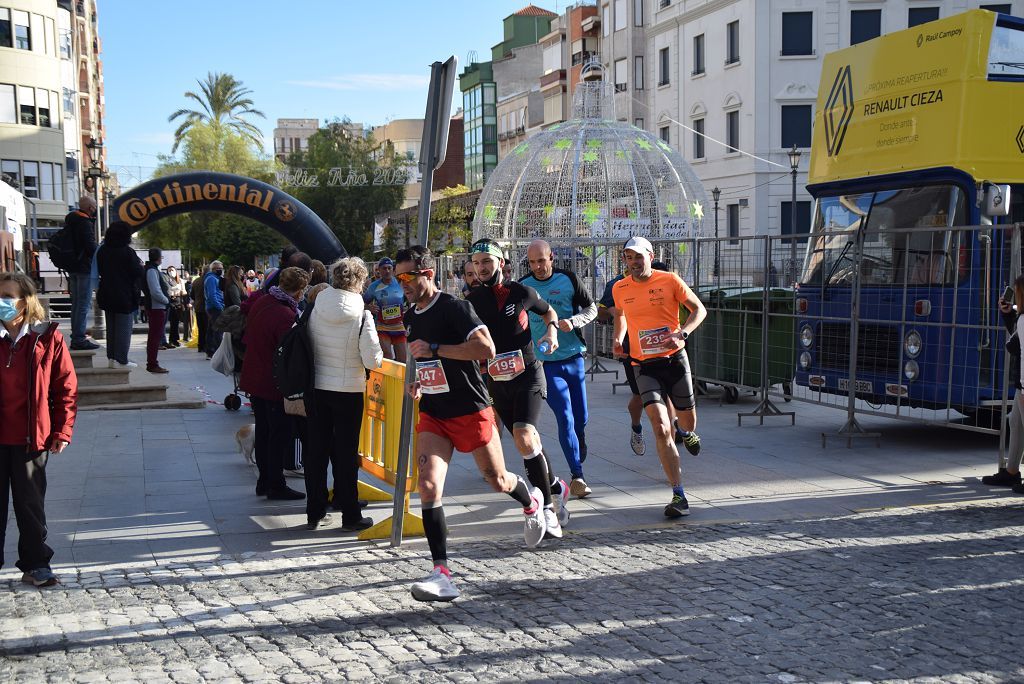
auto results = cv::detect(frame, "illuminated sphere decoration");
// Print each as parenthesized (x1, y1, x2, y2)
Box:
(472, 80, 708, 244)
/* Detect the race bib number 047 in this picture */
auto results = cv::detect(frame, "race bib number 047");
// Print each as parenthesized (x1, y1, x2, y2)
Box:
(638, 326, 677, 356)
(416, 360, 450, 394)
(487, 349, 526, 382)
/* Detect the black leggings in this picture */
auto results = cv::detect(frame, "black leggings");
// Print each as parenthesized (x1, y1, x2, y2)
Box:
(305, 390, 364, 524)
(251, 396, 291, 492)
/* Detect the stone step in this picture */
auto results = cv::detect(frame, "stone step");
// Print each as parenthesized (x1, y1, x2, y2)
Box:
(78, 383, 167, 407)
(70, 348, 99, 369)
(75, 366, 130, 387)
(79, 397, 206, 411)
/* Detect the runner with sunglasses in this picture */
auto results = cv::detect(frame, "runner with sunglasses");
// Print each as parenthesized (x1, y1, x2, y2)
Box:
(396, 246, 547, 602)
(467, 238, 570, 538)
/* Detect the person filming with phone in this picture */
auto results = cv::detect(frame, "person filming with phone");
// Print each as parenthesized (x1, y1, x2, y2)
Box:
(983, 277, 1024, 494)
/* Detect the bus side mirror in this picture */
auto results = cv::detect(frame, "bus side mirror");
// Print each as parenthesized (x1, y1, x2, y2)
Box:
(983, 184, 1011, 217)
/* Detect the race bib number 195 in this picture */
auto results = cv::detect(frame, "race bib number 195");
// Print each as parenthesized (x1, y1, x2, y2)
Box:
(416, 360, 450, 394)
(487, 349, 526, 382)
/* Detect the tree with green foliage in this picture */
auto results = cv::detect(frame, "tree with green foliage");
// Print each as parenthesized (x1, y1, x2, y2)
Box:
(285, 119, 406, 257)
(138, 121, 284, 267)
(168, 72, 265, 153)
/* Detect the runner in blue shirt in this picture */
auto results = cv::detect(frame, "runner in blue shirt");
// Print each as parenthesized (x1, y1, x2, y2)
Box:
(363, 257, 407, 361)
(520, 240, 598, 498)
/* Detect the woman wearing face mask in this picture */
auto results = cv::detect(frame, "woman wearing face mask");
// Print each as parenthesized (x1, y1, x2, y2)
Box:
(0, 272, 78, 588)
(240, 267, 311, 501)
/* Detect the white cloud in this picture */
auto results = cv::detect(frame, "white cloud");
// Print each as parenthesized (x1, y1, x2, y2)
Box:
(287, 73, 430, 92)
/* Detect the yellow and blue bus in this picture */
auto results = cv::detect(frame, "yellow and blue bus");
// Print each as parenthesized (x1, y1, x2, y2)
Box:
(797, 9, 1024, 418)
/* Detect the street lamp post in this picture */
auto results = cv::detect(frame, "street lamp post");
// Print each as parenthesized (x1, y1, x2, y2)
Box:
(712, 186, 721, 279)
(788, 144, 802, 286)
(85, 137, 106, 340)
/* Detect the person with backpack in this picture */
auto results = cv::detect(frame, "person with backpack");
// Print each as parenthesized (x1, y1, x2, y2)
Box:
(143, 248, 170, 374)
(240, 267, 310, 501)
(95, 222, 144, 369)
(0, 272, 78, 588)
(305, 257, 382, 532)
(60, 196, 99, 350)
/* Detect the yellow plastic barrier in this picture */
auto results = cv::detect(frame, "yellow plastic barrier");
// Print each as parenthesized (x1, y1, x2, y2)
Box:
(356, 358, 423, 541)
(185, 310, 198, 349)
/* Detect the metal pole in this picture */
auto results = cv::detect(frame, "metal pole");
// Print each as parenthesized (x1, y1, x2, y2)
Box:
(790, 166, 797, 286)
(392, 59, 454, 548)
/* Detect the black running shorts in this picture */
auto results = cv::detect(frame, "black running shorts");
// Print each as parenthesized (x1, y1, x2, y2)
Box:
(636, 351, 695, 411)
(621, 359, 640, 396)
(488, 360, 546, 431)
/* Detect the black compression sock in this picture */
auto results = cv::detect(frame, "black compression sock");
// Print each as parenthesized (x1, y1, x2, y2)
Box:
(509, 475, 534, 508)
(524, 452, 553, 506)
(544, 451, 562, 494)
(421, 503, 448, 566)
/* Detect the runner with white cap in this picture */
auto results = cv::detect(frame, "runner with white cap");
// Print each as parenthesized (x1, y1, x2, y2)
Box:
(611, 236, 707, 517)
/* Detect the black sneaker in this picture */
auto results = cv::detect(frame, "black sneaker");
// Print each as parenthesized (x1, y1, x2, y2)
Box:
(70, 340, 100, 351)
(341, 516, 374, 532)
(664, 494, 690, 518)
(681, 431, 701, 456)
(1012, 482, 1024, 495)
(266, 486, 305, 501)
(981, 468, 1022, 487)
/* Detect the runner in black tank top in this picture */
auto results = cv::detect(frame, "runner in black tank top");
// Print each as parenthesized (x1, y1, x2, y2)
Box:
(467, 239, 571, 538)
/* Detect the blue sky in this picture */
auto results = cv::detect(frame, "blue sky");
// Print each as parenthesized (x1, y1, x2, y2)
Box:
(101, 0, 537, 188)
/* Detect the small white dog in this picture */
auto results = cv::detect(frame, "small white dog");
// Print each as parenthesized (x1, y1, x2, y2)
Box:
(235, 424, 256, 465)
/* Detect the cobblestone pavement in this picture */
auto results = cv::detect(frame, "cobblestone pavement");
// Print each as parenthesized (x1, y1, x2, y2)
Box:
(2, 500, 1023, 683)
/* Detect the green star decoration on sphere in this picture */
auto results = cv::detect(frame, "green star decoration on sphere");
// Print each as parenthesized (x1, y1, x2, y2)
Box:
(690, 201, 704, 219)
(636, 138, 653, 151)
(541, 156, 555, 167)
(582, 201, 602, 224)
(628, 210, 638, 219)
(665, 202, 677, 216)
(582, 150, 600, 163)
(657, 140, 672, 152)
(483, 205, 498, 222)
(513, 143, 529, 156)
(544, 204, 555, 218)
(586, 139, 603, 149)
(554, 138, 572, 150)
(615, 150, 627, 159)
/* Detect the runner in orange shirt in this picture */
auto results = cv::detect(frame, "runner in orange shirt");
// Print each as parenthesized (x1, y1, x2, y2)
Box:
(612, 236, 707, 517)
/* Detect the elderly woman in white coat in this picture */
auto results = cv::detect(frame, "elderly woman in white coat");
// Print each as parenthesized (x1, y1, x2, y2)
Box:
(305, 257, 384, 532)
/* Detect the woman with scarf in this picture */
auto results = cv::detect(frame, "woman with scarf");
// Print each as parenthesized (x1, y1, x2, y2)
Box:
(240, 267, 311, 501)
(0, 272, 77, 587)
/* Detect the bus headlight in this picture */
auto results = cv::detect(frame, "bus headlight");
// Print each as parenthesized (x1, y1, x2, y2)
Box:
(904, 360, 919, 381)
(799, 352, 812, 370)
(800, 324, 814, 348)
(904, 330, 922, 359)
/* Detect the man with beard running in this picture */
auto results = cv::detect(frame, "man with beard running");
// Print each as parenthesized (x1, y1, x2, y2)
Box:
(612, 237, 706, 518)
(397, 246, 547, 602)
(467, 238, 570, 537)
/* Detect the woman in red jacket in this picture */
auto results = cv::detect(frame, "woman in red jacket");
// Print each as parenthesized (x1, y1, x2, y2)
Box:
(240, 267, 310, 500)
(0, 272, 77, 587)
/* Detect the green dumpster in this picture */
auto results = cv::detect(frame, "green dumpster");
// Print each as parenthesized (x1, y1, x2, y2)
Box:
(688, 287, 796, 403)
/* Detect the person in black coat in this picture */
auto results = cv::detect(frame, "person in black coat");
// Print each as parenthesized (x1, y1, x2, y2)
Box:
(96, 222, 144, 368)
(65, 196, 99, 350)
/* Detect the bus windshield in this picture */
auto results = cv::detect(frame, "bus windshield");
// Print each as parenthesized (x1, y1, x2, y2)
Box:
(800, 185, 967, 287)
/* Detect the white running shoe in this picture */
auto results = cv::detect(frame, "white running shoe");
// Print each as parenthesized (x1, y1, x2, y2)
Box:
(108, 359, 138, 369)
(523, 487, 547, 548)
(410, 567, 460, 602)
(552, 479, 570, 526)
(543, 507, 563, 539)
(630, 428, 646, 456)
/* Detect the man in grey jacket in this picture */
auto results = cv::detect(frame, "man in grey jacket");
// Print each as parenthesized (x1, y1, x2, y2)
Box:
(144, 248, 170, 374)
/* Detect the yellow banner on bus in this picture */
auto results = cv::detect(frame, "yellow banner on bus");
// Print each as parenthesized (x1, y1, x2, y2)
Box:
(810, 10, 1024, 187)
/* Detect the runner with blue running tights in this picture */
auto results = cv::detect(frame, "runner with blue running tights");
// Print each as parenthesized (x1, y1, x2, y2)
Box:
(520, 240, 598, 498)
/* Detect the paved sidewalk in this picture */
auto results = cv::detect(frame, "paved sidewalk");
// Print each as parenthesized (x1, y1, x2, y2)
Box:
(3, 339, 1024, 680)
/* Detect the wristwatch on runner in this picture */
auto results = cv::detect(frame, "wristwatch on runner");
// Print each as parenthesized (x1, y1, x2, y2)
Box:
(680, 331, 689, 341)
(430, 342, 440, 358)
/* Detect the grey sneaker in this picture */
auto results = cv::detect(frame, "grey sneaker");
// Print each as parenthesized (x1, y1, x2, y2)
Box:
(569, 477, 592, 499)
(543, 507, 563, 539)
(552, 478, 571, 526)
(411, 567, 460, 602)
(630, 428, 646, 456)
(21, 567, 59, 587)
(523, 487, 547, 548)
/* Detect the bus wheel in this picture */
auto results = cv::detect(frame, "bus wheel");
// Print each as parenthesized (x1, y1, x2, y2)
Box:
(723, 386, 739, 404)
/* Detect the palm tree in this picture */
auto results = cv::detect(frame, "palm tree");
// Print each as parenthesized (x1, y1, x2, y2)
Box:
(168, 72, 266, 152)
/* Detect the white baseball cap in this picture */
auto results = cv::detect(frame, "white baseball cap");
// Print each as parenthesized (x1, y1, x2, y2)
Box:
(623, 236, 654, 255)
